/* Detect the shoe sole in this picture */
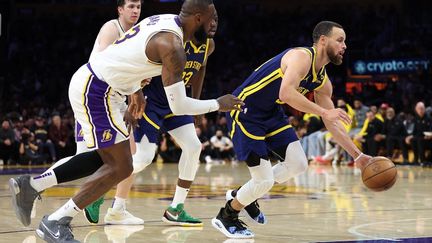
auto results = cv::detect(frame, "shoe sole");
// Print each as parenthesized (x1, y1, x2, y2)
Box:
(9, 178, 31, 227)
(161, 216, 203, 227)
(211, 218, 254, 239)
(83, 209, 98, 225)
(225, 190, 267, 225)
(35, 229, 46, 241)
(104, 218, 145, 225)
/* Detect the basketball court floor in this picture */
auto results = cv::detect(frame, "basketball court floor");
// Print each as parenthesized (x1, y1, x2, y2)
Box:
(0, 162, 431, 243)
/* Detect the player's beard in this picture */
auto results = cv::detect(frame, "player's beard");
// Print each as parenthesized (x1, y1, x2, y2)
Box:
(327, 47, 343, 65)
(194, 24, 208, 44)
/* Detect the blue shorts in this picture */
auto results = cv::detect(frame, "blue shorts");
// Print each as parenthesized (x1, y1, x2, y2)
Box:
(227, 111, 298, 161)
(134, 101, 193, 143)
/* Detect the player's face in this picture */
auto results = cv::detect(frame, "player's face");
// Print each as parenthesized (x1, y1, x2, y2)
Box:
(118, 0, 141, 25)
(194, 4, 218, 43)
(325, 27, 347, 65)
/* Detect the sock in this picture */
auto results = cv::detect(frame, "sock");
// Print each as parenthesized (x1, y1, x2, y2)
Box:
(30, 169, 58, 192)
(48, 199, 81, 221)
(222, 199, 240, 218)
(112, 197, 126, 211)
(170, 185, 189, 208)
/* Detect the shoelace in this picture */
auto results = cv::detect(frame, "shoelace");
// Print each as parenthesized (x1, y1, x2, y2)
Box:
(60, 223, 75, 240)
(231, 217, 248, 231)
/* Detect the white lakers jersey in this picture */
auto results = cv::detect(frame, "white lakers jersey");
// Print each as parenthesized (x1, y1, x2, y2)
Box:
(88, 19, 125, 63)
(90, 14, 184, 95)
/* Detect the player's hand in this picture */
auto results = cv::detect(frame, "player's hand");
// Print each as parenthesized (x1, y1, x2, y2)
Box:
(123, 110, 138, 133)
(141, 78, 152, 88)
(216, 95, 245, 112)
(128, 91, 146, 119)
(322, 108, 352, 125)
(354, 153, 372, 171)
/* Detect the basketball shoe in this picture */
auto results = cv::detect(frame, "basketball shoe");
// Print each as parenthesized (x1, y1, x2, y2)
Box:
(36, 215, 79, 243)
(211, 200, 254, 238)
(162, 203, 203, 226)
(9, 175, 42, 226)
(84, 195, 105, 224)
(226, 189, 266, 224)
(104, 208, 144, 225)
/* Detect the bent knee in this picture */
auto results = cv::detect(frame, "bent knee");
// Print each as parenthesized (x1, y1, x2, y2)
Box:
(252, 178, 274, 197)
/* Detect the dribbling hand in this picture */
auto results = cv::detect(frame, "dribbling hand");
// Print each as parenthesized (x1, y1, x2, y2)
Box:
(216, 95, 245, 112)
(354, 153, 372, 171)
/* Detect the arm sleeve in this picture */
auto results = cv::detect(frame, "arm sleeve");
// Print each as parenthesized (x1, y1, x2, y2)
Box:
(164, 82, 219, 115)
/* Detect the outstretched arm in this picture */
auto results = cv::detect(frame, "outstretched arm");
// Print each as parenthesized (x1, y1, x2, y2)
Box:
(314, 78, 371, 169)
(279, 49, 351, 124)
(147, 33, 243, 115)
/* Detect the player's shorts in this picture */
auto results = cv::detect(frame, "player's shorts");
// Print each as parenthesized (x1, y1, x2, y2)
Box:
(134, 100, 193, 143)
(69, 63, 129, 149)
(227, 110, 298, 161)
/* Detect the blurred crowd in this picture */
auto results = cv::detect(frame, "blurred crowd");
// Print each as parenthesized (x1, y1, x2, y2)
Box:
(1, 1, 431, 166)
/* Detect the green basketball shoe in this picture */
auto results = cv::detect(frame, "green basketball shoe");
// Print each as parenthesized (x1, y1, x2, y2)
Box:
(162, 204, 203, 227)
(84, 195, 105, 224)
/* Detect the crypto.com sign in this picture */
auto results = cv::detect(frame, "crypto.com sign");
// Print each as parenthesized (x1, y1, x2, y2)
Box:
(352, 58, 430, 75)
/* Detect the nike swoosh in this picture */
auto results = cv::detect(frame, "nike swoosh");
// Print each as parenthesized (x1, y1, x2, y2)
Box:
(41, 222, 60, 239)
(166, 211, 178, 220)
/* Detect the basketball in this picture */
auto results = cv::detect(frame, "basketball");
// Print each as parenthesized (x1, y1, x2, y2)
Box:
(361, 156, 397, 192)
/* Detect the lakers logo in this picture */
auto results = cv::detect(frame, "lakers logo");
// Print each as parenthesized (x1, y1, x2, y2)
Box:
(78, 128, 84, 138)
(101, 129, 113, 142)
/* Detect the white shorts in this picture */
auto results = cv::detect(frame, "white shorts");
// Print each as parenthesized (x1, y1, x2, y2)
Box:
(69, 64, 129, 149)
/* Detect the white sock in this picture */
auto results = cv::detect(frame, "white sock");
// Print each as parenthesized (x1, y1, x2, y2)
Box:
(112, 197, 126, 211)
(170, 185, 189, 208)
(48, 199, 81, 221)
(30, 169, 58, 193)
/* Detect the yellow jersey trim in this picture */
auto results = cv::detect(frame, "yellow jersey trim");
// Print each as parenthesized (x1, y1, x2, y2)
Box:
(229, 69, 284, 140)
(164, 113, 175, 119)
(143, 112, 160, 130)
(82, 74, 96, 148)
(203, 38, 210, 64)
(265, 125, 292, 138)
(106, 88, 129, 138)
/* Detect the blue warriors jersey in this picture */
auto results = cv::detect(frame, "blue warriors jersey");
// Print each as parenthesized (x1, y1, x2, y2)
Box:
(231, 46, 328, 122)
(227, 47, 328, 160)
(143, 38, 210, 114)
(135, 39, 210, 143)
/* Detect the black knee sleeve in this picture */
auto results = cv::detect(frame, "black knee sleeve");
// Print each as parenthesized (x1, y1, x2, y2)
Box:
(272, 145, 288, 161)
(245, 152, 267, 167)
(54, 150, 104, 183)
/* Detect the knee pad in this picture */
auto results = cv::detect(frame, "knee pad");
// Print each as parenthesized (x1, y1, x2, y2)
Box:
(132, 137, 157, 174)
(177, 136, 202, 181)
(167, 124, 202, 181)
(236, 159, 274, 206)
(273, 141, 308, 184)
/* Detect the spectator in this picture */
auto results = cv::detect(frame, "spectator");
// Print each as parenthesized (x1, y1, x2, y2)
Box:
(355, 110, 384, 156)
(18, 128, 47, 165)
(31, 116, 56, 162)
(352, 97, 369, 134)
(158, 133, 182, 163)
(300, 113, 325, 160)
(0, 119, 18, 164)
(405, 102, 432, 165)
(375, 107, 409, 162)
(48, 114, 72, 158)
(195, 127, 213, 163)
(210, 129, 235, 162)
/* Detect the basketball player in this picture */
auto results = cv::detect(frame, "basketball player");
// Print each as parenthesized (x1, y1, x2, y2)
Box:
(9, 1, 243, 242)
(211, 21, 372, 238)
(85, 35, 218, 226)
(45, 0, 146, 226)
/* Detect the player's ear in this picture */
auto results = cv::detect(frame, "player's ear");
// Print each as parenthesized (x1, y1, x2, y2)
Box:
(194, 13, 203, 25)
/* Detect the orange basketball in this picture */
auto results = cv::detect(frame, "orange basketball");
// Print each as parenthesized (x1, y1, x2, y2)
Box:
(361, 156, 397, 192)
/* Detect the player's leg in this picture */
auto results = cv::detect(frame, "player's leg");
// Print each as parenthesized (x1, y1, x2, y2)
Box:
(212, 117, 266, 238)
(101, 110, 160, 225)
(35, 66, 133, 242)
(103, 135, 156, 225)
(161, 121, 203, 226)
(8, 115, 93, 226)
